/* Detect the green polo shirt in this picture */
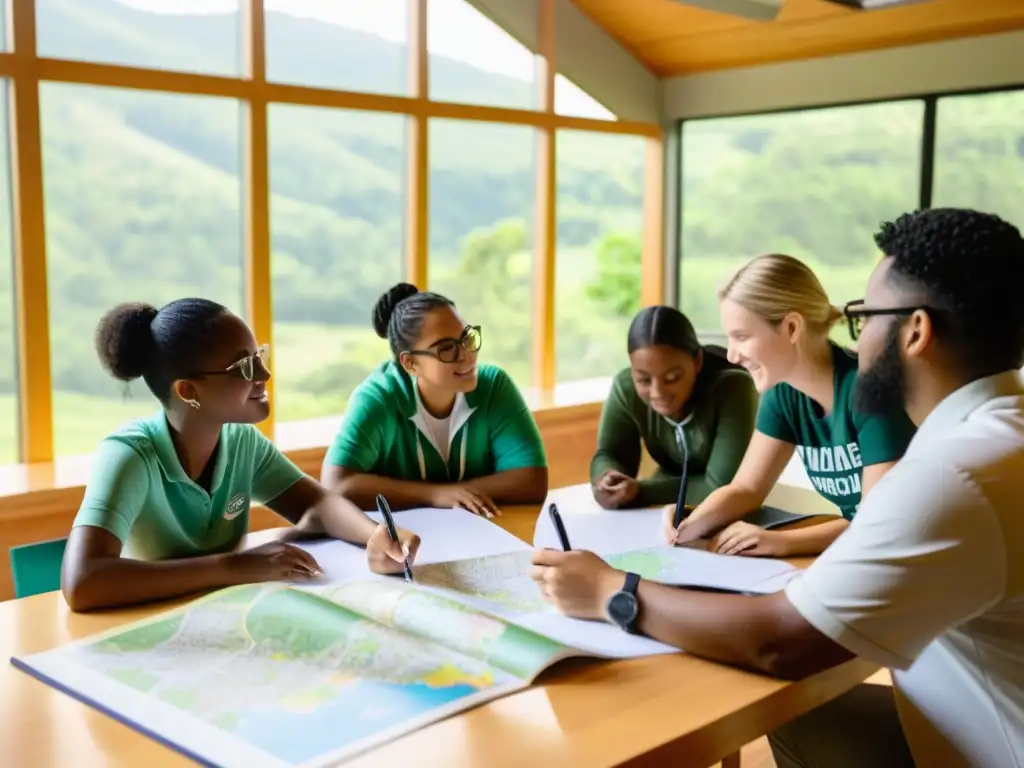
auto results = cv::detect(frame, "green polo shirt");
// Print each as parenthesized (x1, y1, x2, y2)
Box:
(325, 362, 547, 482)
(756, 343, 917, 520)
(73, 412, 305, 560)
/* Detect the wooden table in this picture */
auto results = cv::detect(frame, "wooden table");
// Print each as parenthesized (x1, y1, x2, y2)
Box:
(0, 502, 878, 768)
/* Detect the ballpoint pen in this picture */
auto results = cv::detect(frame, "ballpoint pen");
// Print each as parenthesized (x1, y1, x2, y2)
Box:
(376, 494, 414, 583)
(548, 503, 572, 551)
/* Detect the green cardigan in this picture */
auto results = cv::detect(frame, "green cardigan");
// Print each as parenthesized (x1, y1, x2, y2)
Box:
(590, 359, 758, 507)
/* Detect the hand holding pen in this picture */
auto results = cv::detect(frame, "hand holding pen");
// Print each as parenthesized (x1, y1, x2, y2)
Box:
(369, 494, 420, 581)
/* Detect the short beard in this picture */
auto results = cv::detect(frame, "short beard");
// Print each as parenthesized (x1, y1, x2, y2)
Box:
(853, 322, 908, 417)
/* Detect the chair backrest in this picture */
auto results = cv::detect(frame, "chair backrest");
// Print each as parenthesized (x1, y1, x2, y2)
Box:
(10, 538, 68, 599)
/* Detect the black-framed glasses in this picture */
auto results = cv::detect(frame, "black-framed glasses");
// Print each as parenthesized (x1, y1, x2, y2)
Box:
(193, 343, 270, 381)
(406, 326, 482, 364)
(843, 300, 927, 341)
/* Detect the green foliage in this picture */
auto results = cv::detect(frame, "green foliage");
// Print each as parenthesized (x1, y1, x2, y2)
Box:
(1, 0, 1022, 463)
(585, 231, 642, 318)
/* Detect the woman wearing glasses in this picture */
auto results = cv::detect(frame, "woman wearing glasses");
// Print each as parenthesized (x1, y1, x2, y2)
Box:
(664, 254, 916, 557)
(61, 298, 419, 612)
(320, 282, 548, 517)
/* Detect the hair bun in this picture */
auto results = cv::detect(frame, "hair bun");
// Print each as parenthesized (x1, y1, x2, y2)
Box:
(95, 302, 160, 382)
(371, 282, 419, 339)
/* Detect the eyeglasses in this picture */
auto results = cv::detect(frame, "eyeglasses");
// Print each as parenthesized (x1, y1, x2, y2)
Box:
(842, 300, 929, 341)
(406, 326, 482, 364)
(193, 343, 270, 381)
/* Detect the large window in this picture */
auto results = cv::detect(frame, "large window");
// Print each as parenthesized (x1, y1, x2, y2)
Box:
(428, 119, 536, 387)
(2, 0, 661, 466)
(37, 0, 242, 76)
(933, 90, 1024, 230)
(555, 130, 644, 383)
(269, 106, 403, 428)
(42, 85, 244, 457)
(428, 0, 536, 110)
(0, 85, 15, 465)
(678, 101, 925, 341)
(265, 0, 408, 95)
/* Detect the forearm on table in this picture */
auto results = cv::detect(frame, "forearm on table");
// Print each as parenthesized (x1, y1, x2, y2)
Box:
(324, 472, 439, 511)
(63, 553, 240, 612)
(683, 484, 765, 538)
(633, 582, 851, 679)
(776, 517, 849, 556)
(465, 466, 548, 504)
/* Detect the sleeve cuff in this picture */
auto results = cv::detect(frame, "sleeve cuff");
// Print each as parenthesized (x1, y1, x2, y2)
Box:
(784, 574, 916, 671)
(254, 465, 305, 505)
(73, 503, 133, 544)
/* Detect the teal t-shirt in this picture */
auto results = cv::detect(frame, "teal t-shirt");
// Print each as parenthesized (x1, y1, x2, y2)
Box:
(756, 343, 916, 520)
(324, 361, 547, 482)
(73, 412, 306, 560)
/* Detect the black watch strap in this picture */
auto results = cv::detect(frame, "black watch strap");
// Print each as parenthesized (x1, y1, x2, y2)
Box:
(622, 571, 640, 596)
(616, 571, 642, 634)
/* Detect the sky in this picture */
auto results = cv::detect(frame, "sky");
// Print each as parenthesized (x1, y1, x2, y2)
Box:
(117, 0, 614, 119)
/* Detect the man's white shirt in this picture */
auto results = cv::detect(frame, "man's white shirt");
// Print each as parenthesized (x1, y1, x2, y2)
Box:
(786, 370, 1024, 767)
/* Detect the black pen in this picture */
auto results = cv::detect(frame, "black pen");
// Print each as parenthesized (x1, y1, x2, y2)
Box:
(548, 503, 572, 551)
(376, 494, 413, 583)
(672, 426, 692, 531)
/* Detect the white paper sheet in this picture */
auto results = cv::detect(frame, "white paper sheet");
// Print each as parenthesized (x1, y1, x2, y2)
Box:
(294, 507, 530, 584)
(534, 483, 665, 553)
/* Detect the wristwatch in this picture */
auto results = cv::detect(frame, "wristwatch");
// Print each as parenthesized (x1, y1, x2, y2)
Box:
(606, 572, 641, 634)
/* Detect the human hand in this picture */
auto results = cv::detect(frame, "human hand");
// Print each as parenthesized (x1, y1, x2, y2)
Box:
(366, 524, 422, 575)
(228, 541, 322, 583)
(429, 484, 501, 518)
(530, 549, 624, 621)
(709, 521, 788, 557)
(660, 503, 699, 545)
(593, 470, 640, 509)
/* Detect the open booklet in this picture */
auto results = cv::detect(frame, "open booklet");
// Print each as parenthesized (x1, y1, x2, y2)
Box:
(11, 508, 800, 768)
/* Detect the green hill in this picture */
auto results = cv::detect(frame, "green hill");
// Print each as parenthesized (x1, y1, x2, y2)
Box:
(1, 0, 1022, 460)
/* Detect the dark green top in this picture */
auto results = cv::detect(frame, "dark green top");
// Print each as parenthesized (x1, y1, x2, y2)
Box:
(756, 342, 917, 520)
(590, 357, 759, 507)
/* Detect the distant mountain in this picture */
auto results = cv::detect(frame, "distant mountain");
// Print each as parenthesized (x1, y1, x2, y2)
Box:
(2, 0, 644, 403)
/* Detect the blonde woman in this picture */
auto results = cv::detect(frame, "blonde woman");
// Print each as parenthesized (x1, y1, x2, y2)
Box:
(664, 254, 916, 557)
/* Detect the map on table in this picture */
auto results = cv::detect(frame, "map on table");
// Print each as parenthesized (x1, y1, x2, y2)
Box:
(11, 541, 793, 767)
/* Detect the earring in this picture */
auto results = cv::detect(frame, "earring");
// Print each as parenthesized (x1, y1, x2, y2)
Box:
(184, 398, 201, 410)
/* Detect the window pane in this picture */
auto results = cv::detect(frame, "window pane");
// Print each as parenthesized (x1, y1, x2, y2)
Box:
(0, 83, 15, 465)
(42, 85, 243, 457)
(269, 106, 403, 436)
(265, 0, 408, 95)
(428, 0, 536, 110)
(429, 119, 535, 388)
(555, 74, 615, 121)
(38, 0, 241, 76)
(933, 89, 1024, 230)
(556, 130, 644, 383)
(679, 101, 924, 342)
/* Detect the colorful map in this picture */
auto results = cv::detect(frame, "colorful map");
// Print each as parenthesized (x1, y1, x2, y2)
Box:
(409, 550, 555, 615)
(316, 579, 564, 679)
(606, 548, 686, 582)
(62, 583, 522, 766)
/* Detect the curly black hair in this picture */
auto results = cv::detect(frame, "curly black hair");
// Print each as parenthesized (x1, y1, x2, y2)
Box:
(95, 298, 228, 403)
(875, 207, 1024, 375)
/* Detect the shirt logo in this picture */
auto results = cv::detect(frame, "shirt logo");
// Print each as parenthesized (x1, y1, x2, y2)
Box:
(223, 494, 249, 520)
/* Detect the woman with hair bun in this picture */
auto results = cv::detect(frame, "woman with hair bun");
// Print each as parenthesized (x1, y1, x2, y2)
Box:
(320, 283, 548, 516)
(62, 298, 419, 612)
(665, 254, 916, 557)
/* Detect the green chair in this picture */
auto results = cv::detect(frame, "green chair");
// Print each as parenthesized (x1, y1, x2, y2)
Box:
(10, 538, 68, 599)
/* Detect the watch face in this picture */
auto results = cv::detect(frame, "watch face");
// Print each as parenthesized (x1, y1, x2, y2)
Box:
(608, 591, 638, 627)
